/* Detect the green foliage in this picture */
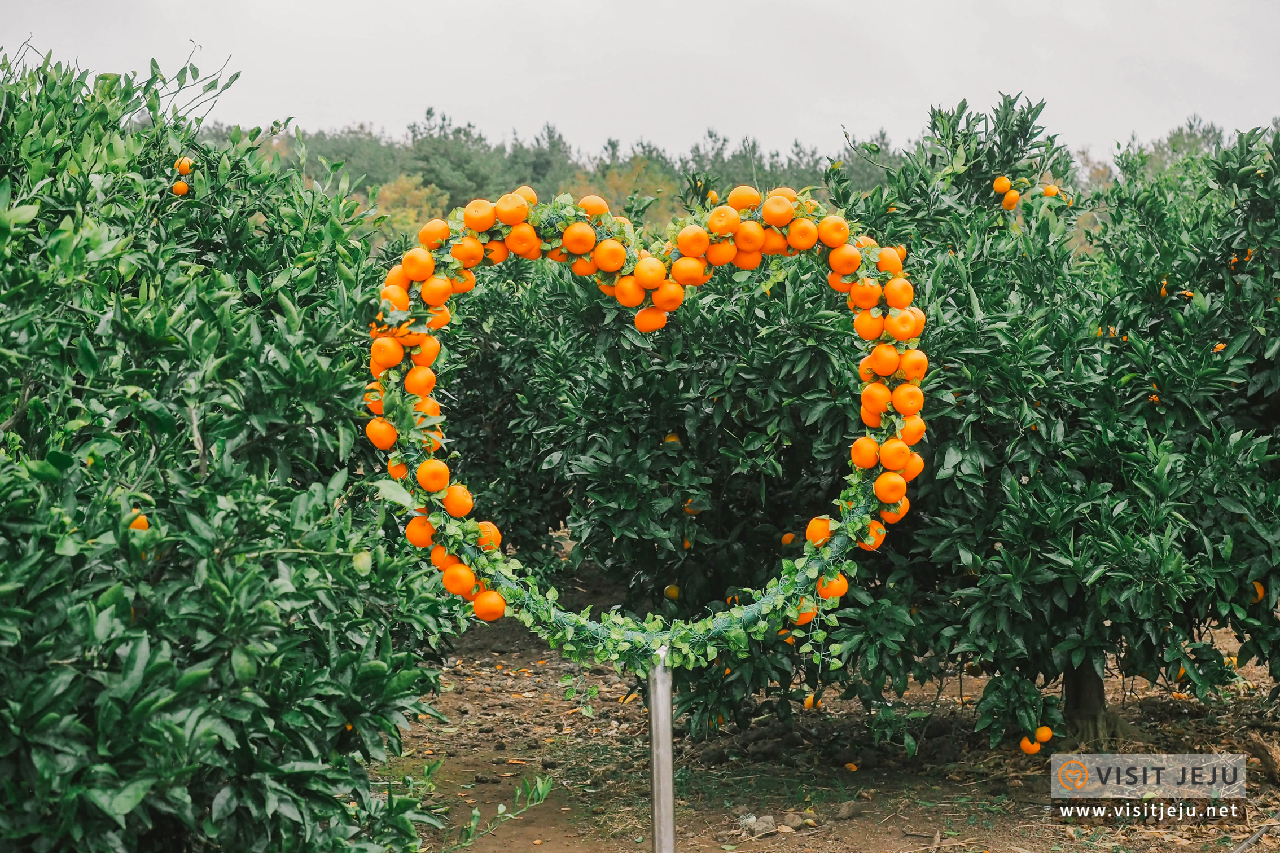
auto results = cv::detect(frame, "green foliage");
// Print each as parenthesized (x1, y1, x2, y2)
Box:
(0, 50, 464, 851)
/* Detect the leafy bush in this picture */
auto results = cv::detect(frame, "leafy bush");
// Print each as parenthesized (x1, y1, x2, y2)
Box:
(0, 51, 463, 851)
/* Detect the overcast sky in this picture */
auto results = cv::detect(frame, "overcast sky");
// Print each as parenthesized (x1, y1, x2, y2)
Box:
(5, 0, 1278, 160)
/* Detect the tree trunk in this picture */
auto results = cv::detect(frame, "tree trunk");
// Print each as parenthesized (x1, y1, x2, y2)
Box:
(1062, 661, 1137, 747)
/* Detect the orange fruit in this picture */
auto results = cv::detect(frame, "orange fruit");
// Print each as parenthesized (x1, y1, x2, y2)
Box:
(672, 257, 706, 286)
(443, 484, 474, 517)
(854, 310, 884, 341)
(677, 224, 711, 257)
(174, 156, 193, 175)
(706, 240, 737, 266)
(495, 193, 529, 225)
(365, 418, 397, 450)
(726, 185, 762, 210)
(172, 180, 189, 196)
(478, 521, 503, 551)
(816, 573, 848, 600)
(761, 195, 795, 227)
(651, 281, 685, 311)
(405, 365, 437, 397)
(1043, 185, 1059, 198)
(848, 278, 882, 310)
(442, 564, 477, 596)
(513, 185, 538, 205)
(1035, 726, 1053, 743)
(898, 415, 926, 446)
(734, 221, 765, 252)
(854, 234, 878, 249)
(786, 218, 819, 250)
(562, 221, 597, 255)
(850, 437, 879, 469)
(419, 219, 450, 249)
(761, 227, 789, 256)
(414, 397, 441, 422)
(794, 598, 817, 625)
(817, 215, 850, 248)
(472, 589, 506, 621)
(879, 439, 911, 471)
(875, 471, 907, 503)
(599, 284, 616, 297)
(385, 264, 412, 291)
(504, 222, 540, 254)
(614, 275, 645, 307)
(828, 244, 862, 275)
(898, 349, 928, 381)
(381, 284, 410, 312)
(993, 176, 1011, 194)
(1002, 190, 1020, 211)
(733, 249, 762, 270)
(406, 515, 436, 548)
(684, 499, 702, 516)
(463, 198, 497, 231)
(372, 337, 404, 367)
(858, 356, 877, 382)
(806, 516, 833, 547)
(828, 271, 853, 293)
(451, 236, 484, 268)
(450, 269, 476, 293)
(707, 205, 742, 236)
(387, 461, 407, 480)
(420, 276, 452, 307)
(129, 510, 150, 531)
(431, 544, 460, 570)
(634, 307, 668, 333)
(861, 382, 891, 413)
(594, 238, 627, 272)
(876, 248, 903, 273)
(908, 306, 926, 337)
(880, 497, 910, 524)
(412, 335, 441, 367)
(857, 520, 886, 551)
(570, 256, 598, 277)
(578, 194, 609, 215)
(402, 247, 436, 281)
(483, 240, 509, 265)
(885, 311, 916, 342)
(869, 343, 900, 376)
(883, 277, 913, 309)
(861, 406, 882, 428)
(416, 459, 450, 492)
(894, 244, 907, 262)
(1253, 581, 1265, 604)
(1019, 737, 1040, 755)
(892, 384, 924, 416)
(768, 187, 797, 200)
(902, 452, 925, 482)
(780, 532, 796, 545)
(634, 257, 667, 289)
(364, 382, 385, 415)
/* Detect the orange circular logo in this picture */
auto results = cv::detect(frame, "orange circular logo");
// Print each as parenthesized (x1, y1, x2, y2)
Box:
(1058, 760, 1089, 790)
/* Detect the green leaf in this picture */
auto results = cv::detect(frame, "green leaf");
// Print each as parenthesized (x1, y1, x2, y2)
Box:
(374, 479, 414, 508)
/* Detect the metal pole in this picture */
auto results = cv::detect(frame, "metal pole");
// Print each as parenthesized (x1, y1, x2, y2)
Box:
(648, 647, 676, 853)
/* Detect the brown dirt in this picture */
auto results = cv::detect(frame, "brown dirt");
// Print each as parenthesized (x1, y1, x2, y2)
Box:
(372, 568, 1280, 853)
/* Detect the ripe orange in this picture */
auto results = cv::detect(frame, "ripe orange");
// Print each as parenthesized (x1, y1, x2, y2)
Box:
(614, 275, 645, 307)
(817, 572, 848, 599)
(861, 382, 891, 413)
(786, 217, 819, 250)
(875, 472, 907, 503)
(451, 236, 484, 268)
(902, 452, 925, 482)
(513, 185, 538, 205)
(857, 520, 886, 551)
(891, 383, 924, 416)
(898, 414, 926, 445)
(768, 186, 798, 201)
(828, 271, 852, 293)
(172, 180, 189, 196)
(416, 459, 450, 492)
(706, 240, 737, 266)
(431, 545, 460, 569)
(570, 256, 598, 277)
(734, 221, 765, 252)
(806, 516, 833, 547)
(1019, 737, 1041, 755)
(726, 185, 762, 210)
(562, 222, 597, 255)
(387, 461, 407, 480)
(495, 193, 529, 225)
(634, 257, 667, 289)
(854, 310, 884, 341)
(733, 249, 762, 270)
(443, 484, 474, 517)
(372, 337, 404, 367)
(594, 239, 626, 272)
(478, 520, 503, 551)
(504, 222, 540, 254)
(817, 215, 850, 248)
(1043, 185, 1059, 197)
(861, 406, 882, 428)
(420, 276, 452, 307)
(651, 281, 685, 311)
(1253, 581, 1265, 604)
(854, 234, 878, 249)
(463, 198, 497, 231)
(898, 349, 928, 381)
(707, 205, 742, 235)
(883, 277, 913, 309)
(848, 278, 882, 310)
(885, 311, 916, 342)
(175, 156, 193, 175)
(684, 499, 702, 516)
(672, 257, 706, 286)
(677, 224, 711, 257)
(484, 241, 509, 265)
(402, 247, 436, 281)
(794, 598, 817, 625)
(908, 306, 926, 337)
(851, 437, 879, 468)
(828, 244, 862, 275)
(406, 515, 436, 548)
(1035, 726, 1053, 743)
(473, 589, 506, 621)
(405, 365, 437, 398)
(365, 418, 397, 450)
(381, 284, 410, 312)
(781, 532, 796, 545)
(879, 439, 911, 471)
(129, 509, 150, 531)
(385, 264, 412, 291)
(761, 195, 795, 227)
(993, 176, 1011, 194)
(1002, 190, 1020, 211)
(419, 219, 451, 249)
(364, 382, 385, 415)
(599, 283, 616, 297)
(876, 248, 903, 273)
(858, 356, 877, 382)
(450, 269, 476, 293)
(869, 343, 900, 376)
(578, 194, 609, 215)
(894, 244, 907, 262)
(880, 496, 910, 524)
(412, 335, 441, 367)
(442, 564, 477, 596)
(634, 307, 668, 333)
(761, 227, 788, 256)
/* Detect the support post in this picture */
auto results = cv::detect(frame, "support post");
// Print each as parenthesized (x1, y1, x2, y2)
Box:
(649, 647, 675, 853)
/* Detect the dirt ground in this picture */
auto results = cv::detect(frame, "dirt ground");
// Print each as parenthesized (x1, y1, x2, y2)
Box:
(371, 567, 1280, 853)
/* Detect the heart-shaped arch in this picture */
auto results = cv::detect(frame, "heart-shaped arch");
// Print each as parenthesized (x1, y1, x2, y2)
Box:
(361, 184, 928, 669)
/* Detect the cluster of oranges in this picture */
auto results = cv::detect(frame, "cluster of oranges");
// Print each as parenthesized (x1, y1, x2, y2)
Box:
(172, 156, 193, 196)
(992, 175, 1061, 210)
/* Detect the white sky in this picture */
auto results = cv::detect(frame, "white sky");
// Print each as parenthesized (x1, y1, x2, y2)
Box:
(5, 0, 1278, 160)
